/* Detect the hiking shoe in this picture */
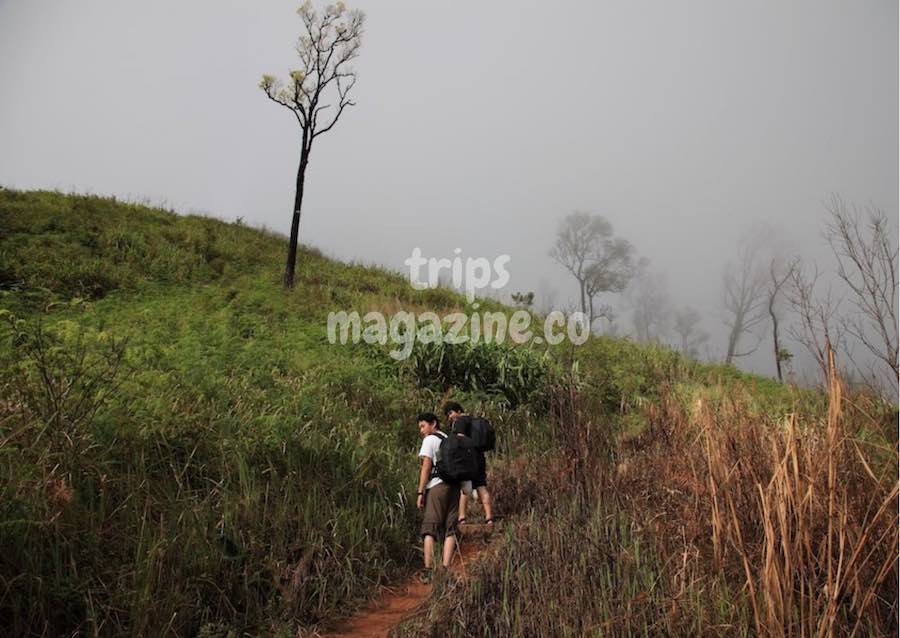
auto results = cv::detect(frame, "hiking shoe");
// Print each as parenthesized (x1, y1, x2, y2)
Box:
(417, 568, 434, 585)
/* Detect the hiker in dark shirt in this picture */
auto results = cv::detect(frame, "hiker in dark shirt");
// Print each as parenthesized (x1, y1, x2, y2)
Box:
(443, 402, 494, 527)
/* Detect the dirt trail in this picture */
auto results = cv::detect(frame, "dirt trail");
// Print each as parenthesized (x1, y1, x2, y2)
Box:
(317, 524, 494, 638)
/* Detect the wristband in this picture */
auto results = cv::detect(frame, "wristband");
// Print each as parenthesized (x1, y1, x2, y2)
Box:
(417, 491, 424, 496)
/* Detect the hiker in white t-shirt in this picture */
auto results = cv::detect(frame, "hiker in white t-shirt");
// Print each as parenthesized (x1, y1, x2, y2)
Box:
(415, 412, 458, 583)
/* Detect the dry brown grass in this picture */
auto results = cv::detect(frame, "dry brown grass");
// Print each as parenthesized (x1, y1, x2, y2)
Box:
(394, 350, 896, 637)
(618, 349, 898, 636)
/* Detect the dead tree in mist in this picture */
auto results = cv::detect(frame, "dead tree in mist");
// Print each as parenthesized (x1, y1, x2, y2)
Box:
(260, 1, 364, 289)
(786, 263, 845, 383)
(722, 233, 769, 364)
(824, 195, 898, 385)
(768, 257, 798, 382)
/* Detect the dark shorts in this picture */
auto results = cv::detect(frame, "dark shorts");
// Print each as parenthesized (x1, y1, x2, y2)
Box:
(420, 482, 459, 540)
(472, 452, 487, 490)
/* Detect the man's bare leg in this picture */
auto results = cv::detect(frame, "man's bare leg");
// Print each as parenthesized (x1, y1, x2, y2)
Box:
(478, 487, 494, 522)
(423, 534, 435, 569)
(441, 534, 457, 568)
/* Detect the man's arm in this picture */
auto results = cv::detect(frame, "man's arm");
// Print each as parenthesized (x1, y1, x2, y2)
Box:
(416, 456, 432, 510)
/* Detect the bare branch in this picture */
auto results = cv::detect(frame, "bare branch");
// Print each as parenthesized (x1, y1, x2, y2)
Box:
(313, 74, 358, 138)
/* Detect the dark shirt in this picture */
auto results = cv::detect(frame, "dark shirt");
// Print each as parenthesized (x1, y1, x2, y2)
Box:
(451, 414, 473, 437)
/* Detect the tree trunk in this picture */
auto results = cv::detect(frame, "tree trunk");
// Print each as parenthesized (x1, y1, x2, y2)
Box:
(578, 279, 587, 317)
(588, 294, 595, 331)
(770, 299, 783, 383)
(283, 145, 310, 289)
(725, 315, 742, 365)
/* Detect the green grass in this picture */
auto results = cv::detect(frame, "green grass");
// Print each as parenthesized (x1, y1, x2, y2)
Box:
(0, 189, 559, 635)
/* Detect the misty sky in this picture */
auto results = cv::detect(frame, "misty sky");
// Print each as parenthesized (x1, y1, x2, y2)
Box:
(1, 0, 897, 380)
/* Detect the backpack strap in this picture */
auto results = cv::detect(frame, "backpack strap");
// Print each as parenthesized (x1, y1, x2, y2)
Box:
(429, 431, 447, 480)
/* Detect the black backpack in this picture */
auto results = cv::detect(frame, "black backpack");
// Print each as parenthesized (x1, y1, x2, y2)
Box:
(453, 415, 496, 453)
(433, 432, 479, 484)
(469, 417, 496, 452)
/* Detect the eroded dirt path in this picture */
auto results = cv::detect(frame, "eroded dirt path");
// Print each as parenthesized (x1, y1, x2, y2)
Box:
(316, 525, 494, 638)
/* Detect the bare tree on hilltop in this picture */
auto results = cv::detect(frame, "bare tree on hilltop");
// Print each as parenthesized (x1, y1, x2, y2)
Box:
(260, 1, 364, 289)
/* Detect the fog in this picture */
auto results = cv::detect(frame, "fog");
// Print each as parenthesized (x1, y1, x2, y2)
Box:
(1, 0, 897, 384)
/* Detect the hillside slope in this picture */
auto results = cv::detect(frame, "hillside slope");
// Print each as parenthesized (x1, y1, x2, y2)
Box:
(0, 189, 555, 635)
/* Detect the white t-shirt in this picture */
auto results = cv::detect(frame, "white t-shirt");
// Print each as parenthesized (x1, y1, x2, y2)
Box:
(418, 433, 445, 490)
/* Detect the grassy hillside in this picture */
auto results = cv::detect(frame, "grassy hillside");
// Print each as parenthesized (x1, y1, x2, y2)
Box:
(0, 190, 545, 635)
(1, 189, 896, 637)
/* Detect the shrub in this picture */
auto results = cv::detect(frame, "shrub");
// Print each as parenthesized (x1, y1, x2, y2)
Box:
(405, 340, 553, 408)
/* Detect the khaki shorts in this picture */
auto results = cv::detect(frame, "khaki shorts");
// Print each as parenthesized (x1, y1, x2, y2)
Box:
(420, 481, 459, 540)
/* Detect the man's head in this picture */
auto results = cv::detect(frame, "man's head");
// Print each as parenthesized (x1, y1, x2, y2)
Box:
(442, 401, 464, 422)
(417, 412, 440, 438)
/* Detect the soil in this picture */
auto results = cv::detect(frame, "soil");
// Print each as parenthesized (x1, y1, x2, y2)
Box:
(315, 524, 495, 638)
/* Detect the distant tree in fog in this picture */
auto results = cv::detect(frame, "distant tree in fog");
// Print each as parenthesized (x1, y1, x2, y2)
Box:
(550, 211, 636, 327)
(721, 228, 770, 365)
(536, 279, 559, 316)
(630, 266, 671, 344)
(673, 306, 709, 359)
(583, 241, 635, 327)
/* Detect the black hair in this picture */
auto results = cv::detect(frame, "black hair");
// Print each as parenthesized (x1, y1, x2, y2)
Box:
(417, 412, 440, 428)
(442, 401, 464, 416)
